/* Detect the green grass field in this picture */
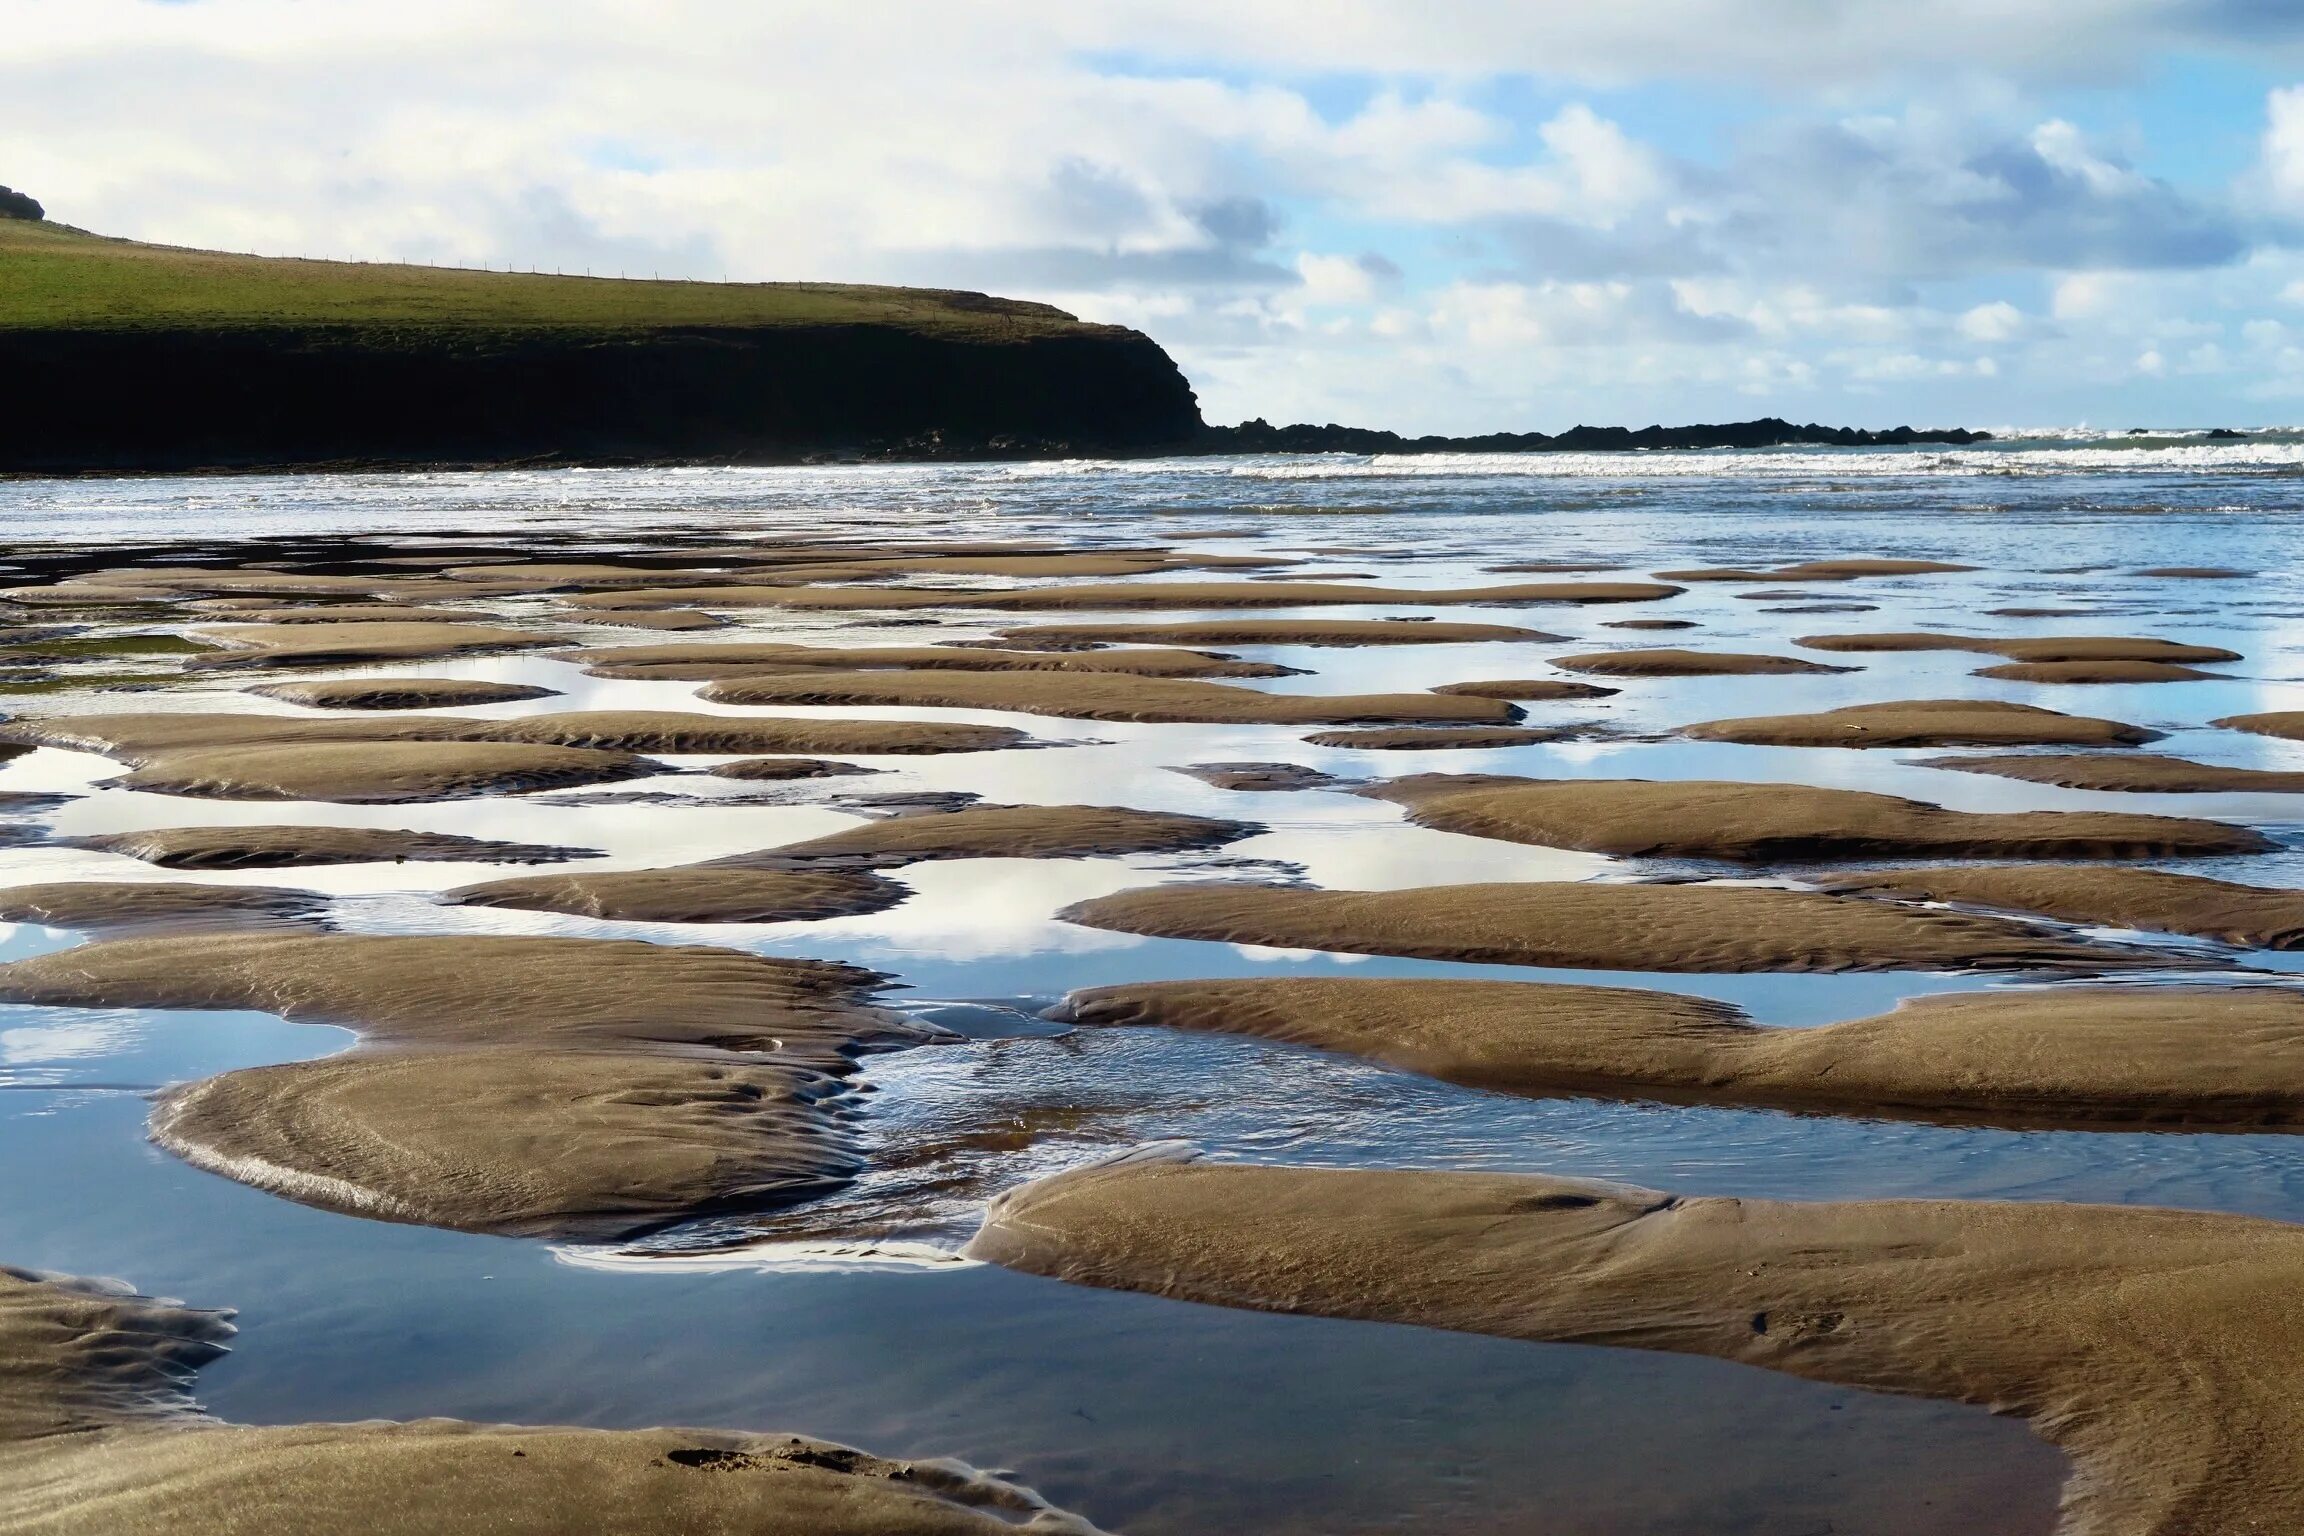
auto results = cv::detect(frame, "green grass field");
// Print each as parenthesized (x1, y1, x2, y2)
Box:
(0, 219, 1089, 339)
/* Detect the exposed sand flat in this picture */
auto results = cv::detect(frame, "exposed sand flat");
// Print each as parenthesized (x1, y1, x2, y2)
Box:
(601, 580, 1685, 612)
(1355, 773, 2268, 860)
(0, 712, 480, 760)
(699, 671, 1518, 726)
(1061, 977, 2304, 1125)
(2212, 711, 2304, 743)
(63, 824, 596, 869)
(1920, 752, 2304, 793)
(1429, 679, 1621, 701)
(2139, 566, 2252, 578)
(0, 881, 324, 930)
(1682, 699, 2160, 748)
(0, 932, 918, 1063)
(561, 642, 1299, 680)
(966, 1156, 2304, 1536)
(1820, 866, 2304, 949)
(0, 1267, 1107, 1534)
(708, 757, 877, 781)
(471, 709, 1032, 755)
(0, 583, 184, 606)
(248, 678, 561, 709)
(740, 804, 1257, 869)
(184, 622, 554, 669)
(206, 605, 484, 624)
(151, 1048, 858, 1238)
(1481, 561, 1622, 573)
(1061, 879, 2132, 972)
(574, 608, 726, 630)
(989, 619, 1566, 647)
(1652, 559, 1975, 582)
(116, 741, 657, 803)
(1603, 618, 1699, 630)
(1552, 648, 1855, 677)
(445, 867, 909, 923)
(1172, 762, 1344, 791)
(1299, 726, 1574, 750)
(1796, 632, 2242, 663)
(1972, 660, 2224, 684)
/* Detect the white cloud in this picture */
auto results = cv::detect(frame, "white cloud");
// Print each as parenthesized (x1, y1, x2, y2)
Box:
(1958, 300, 2025, 341)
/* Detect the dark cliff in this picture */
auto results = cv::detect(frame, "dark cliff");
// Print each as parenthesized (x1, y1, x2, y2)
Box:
(0, 322, 1200, 474)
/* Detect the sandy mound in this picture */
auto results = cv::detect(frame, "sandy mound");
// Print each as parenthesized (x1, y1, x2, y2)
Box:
(1356, 773, 2267, 860)
(203, 605, 483, 624)
(564, 642, 1297, 681)
(1299, 726, 1573, 750)
(247, 678, 560, 709)
(1652, 559, 1974, 582)
(1061, 880, 2132, 972)
(966, 1156, 2304, 1535)
(1172, 762, 1344, 791)
(473, 710, 1031, 755)
(1603, 618, 1699, 630)
(708, 757, 877, 781)
(989, 619, 1562, 646)
(741, 804, 1256, 869)
(151, 1048, 858, 1238)
(0, 931, 914, 1063)
(1551, 648, 1855, 677)
(700, 671, 1516, 726)
(114, 741, 657, 802)
(1429, 679, 1621, 700)
(1062, 976, 2304, 1126)
(63, 824, 595, 869)
(0, 711, 479, 759)
(575, 608, 726, 630)
(1919, 753, 2304, 793)
(1797, 632, 2241, 664)
(1682, 699, 2160, 748)
(0, 932, 932, 1234)
(0, 881, 324, 931)
(185, 622, 553, 669)
(1972, 661, 2224, 684)
(1820, 866, 2304, 949)
(1481, 561, 1621, 573)
(445, 867, 908, 924)
(718, 580, 1685, 612)
(0, 1267, 1106, 1533)
(2139, 566, 2251, 578)
(2212, 711, 2304, 743)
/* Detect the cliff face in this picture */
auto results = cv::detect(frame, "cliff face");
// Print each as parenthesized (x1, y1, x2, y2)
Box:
(0, 322, 1201, 473)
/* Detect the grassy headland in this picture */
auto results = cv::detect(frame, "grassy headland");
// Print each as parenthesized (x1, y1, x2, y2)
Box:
(0, 219, 1091, 340)
(0, 220, 1203, 473)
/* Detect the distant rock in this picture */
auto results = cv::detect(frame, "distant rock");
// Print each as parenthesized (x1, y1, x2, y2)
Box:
(0, 185, 41, 221)
(1195, 414, 1990, 456)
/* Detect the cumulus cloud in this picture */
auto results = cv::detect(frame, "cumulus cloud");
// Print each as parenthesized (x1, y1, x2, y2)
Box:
(4, 0, 2303, 430)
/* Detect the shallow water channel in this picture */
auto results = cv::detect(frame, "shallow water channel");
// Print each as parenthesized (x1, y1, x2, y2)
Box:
(7, 447, 2304, 1531)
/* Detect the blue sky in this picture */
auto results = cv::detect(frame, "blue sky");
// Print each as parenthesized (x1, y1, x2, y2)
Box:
(13, 1, 2304, 433)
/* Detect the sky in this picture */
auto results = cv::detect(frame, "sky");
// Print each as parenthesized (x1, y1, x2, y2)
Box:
(13, 2, 2304, 434)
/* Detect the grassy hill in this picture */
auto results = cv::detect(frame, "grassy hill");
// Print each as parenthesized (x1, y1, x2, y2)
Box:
(0, 219, 1090, 341)
(0, 219, 1201, 472)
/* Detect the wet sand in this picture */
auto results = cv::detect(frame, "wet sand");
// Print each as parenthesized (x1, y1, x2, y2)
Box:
(445, 867, 910, 923)
(0, 1266, 1106, 1534)
(739, 804, 1257, 868)
(1682, 699, 2160, 748)
(968, 1155, 2304, 1535)
(1820, 866, 2304, 949)
(247, 678, 561, 708)
(1551, 648, 1854, 677)
(1355, 773, 2269, 860)
(699, 671, 1519, 726)
(984, 619, 1566, 646)
(63, 824, 597, 868)
(1918, 753, 2304, 793)
(1062, 879, 2137, 972)
(1059, 977, 2304, 1126)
